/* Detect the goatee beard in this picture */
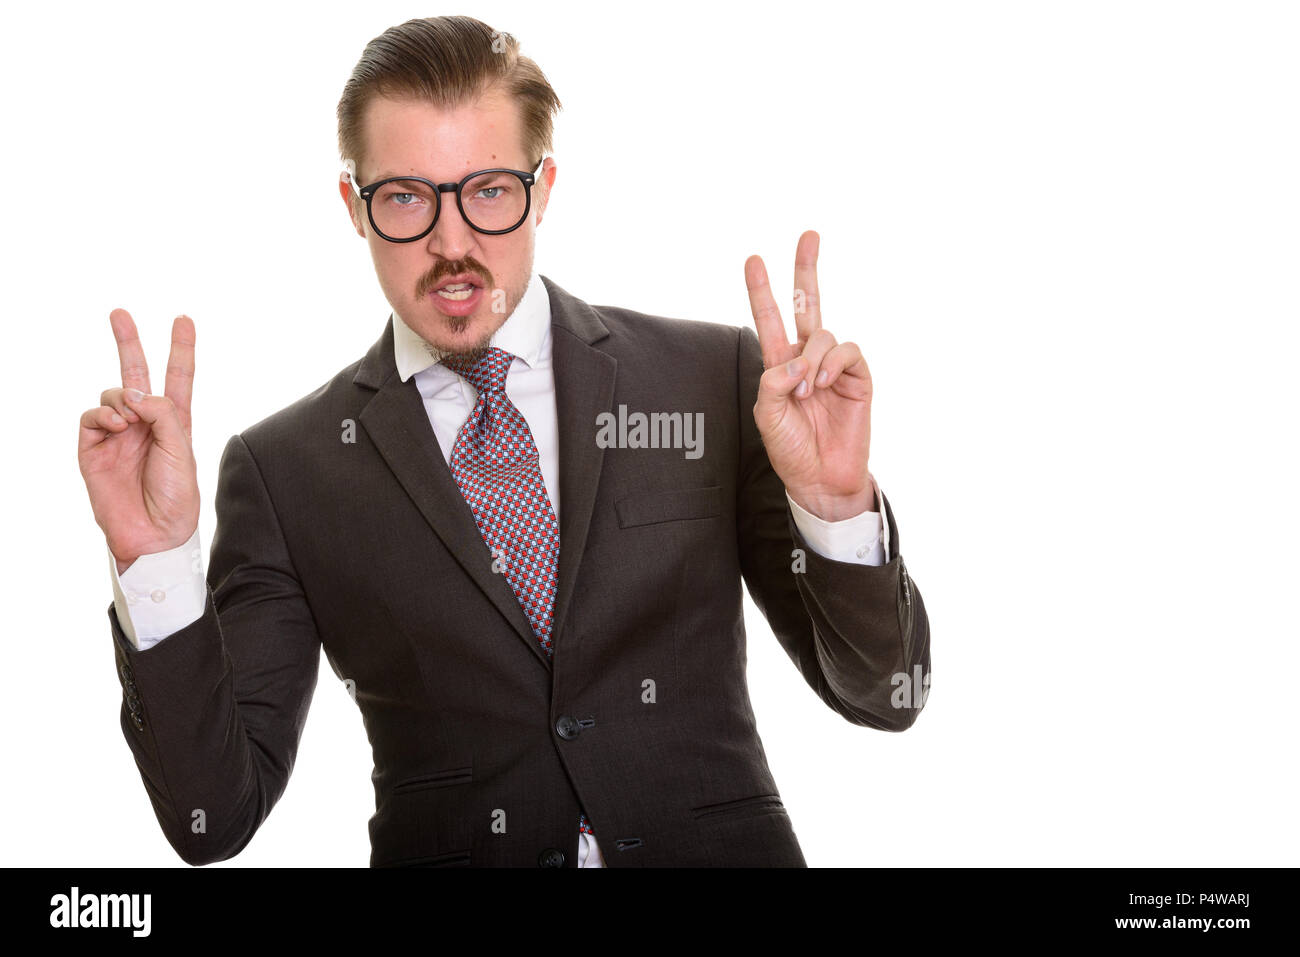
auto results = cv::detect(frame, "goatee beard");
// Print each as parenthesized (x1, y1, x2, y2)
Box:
(438, 317, 494, 364)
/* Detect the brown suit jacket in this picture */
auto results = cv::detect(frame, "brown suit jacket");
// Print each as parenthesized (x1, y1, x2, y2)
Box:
(107, 274, 931, 867)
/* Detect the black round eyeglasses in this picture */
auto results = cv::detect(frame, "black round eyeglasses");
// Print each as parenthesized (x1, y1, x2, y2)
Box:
(343, 156, 546, 242)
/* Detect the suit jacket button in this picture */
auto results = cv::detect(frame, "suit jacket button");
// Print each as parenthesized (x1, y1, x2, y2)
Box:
(538, 848, 565, 868)
(119, 664, 133, 683)
(555, 715, 580, 739)
(130, 712, 145, 731)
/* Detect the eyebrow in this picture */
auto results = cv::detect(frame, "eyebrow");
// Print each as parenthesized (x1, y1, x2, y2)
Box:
(367, 164, 530, 183)
(370, 172, 432, 183)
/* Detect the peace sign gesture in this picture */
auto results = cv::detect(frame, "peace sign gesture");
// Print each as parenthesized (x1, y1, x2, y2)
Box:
(77, 309, 200, 574)
(745, 230, 876, 522)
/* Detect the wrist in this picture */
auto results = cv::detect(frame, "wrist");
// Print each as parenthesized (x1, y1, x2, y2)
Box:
(788, 486, 874, 522)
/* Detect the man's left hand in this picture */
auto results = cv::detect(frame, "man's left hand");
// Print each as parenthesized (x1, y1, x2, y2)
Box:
(745, 230, 875, 522)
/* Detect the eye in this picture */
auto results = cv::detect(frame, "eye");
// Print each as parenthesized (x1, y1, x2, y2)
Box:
(377, 182, 433, 209)
(476, 186, 505, 200)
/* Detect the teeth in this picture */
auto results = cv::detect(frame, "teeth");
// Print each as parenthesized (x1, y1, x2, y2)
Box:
(436, 283, 474, 301)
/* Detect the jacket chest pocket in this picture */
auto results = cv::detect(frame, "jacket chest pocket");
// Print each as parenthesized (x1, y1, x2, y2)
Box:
(616, 485, 723, 528)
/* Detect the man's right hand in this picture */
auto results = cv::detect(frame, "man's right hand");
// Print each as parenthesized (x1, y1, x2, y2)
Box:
(79, 309, 199, 575)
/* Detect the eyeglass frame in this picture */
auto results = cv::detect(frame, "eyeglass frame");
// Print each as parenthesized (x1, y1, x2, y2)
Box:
(342, 155, 548, 242)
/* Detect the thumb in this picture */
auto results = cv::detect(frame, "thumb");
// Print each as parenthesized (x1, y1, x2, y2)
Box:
(754, 356, 807, 424)
(123, 389, 191, 457)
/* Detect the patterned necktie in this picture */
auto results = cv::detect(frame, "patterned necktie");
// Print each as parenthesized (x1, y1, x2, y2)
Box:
(441, 346, 594, 838)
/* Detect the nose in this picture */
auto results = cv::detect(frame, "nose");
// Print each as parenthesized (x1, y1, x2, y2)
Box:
(424, 188, 480, 261)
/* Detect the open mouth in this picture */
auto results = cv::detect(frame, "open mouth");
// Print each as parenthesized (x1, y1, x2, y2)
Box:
(431, 274, 485, 301)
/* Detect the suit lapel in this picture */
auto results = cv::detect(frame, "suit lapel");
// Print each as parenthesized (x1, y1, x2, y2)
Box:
(541, 275, 617, 649)
(351, 275, 616, 672)
(355, 326, 547, 670)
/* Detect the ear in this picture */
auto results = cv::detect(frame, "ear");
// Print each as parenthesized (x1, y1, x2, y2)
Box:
(339, 172, 366, 237)
(533, 157, 557, 226)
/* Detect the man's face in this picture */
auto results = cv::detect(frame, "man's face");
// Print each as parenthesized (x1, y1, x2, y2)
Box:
(339, 89, 556, 358)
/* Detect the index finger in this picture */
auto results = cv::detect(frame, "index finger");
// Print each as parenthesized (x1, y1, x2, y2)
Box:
(744, 254, 794, 369)
(165, 314, 196, 434)
(792, 229, 822, 347)
(109, 308, 152, 394)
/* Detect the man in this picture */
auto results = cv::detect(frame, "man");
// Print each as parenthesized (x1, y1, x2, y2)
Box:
(77, 15, 929, 867)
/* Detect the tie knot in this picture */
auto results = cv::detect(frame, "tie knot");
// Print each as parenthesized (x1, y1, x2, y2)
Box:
(442, 346, 514, 395)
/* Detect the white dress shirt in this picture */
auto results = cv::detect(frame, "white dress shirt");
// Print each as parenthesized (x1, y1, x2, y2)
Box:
(107, 270, 889, 868)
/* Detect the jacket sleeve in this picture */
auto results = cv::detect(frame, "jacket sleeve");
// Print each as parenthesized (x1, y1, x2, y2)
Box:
(734, 325, 931, 731)
(107, 433, 322, 864)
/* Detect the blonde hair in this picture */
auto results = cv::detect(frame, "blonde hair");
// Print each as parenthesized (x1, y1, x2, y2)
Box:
(337, 16, 562, 191)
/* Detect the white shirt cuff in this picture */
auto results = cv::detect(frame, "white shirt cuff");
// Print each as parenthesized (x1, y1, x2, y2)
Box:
(109, 527, 206, 651)
(786, 477, 887, 566)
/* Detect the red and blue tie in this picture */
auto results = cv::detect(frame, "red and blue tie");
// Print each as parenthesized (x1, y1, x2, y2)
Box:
(442, 346, 595, 838)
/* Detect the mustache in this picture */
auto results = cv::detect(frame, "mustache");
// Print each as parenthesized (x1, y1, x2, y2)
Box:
(419, 260, 493, 296)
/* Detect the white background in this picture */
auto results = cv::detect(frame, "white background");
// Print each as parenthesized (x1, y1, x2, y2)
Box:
(4, 0, 1297, 867)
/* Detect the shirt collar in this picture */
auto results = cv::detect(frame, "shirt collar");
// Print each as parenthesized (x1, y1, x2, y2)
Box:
(393, 270, 551, 382)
